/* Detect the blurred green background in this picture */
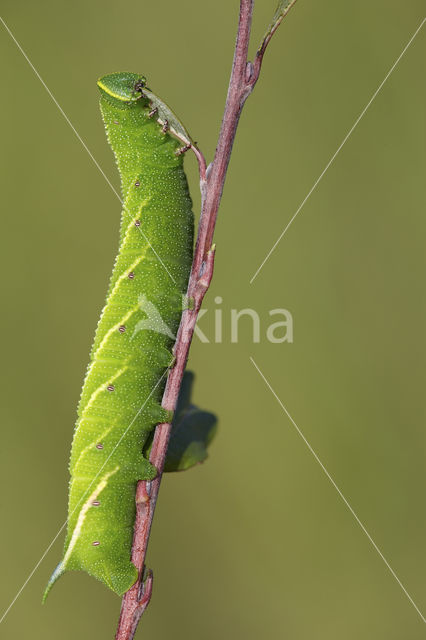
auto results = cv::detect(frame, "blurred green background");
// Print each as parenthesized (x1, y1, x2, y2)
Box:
(1, 1, 425, 638)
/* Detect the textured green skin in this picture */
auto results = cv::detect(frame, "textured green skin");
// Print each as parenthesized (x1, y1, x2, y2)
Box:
(47, 73, 193, 597)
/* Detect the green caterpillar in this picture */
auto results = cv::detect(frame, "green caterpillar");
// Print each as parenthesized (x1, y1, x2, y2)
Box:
(45, 72, 194, 598)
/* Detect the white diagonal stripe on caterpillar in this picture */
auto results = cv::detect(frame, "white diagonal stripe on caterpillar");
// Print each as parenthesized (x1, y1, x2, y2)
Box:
(91, 304, 140, 362)
(71, 425, 115, 473)
(121, 193, 153, 243)
(62, 466, 120, 567)
(106, 250, 150, 301)
(82, 364, 128, 416)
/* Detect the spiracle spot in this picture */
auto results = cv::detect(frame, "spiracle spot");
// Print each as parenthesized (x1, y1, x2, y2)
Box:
(134, 180, 140, 187)
(134, 220, 141, 227)
(128, 272, 135, 280)
(92, 500, 101, 507)
(92, 541, 100, 546)
(96, 443, 104, 450)
(107, 385, 115, 392)
(119, 325, 126, 333)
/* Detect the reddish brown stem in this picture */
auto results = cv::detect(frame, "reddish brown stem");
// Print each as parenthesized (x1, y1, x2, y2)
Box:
(115, 1, 294, 637)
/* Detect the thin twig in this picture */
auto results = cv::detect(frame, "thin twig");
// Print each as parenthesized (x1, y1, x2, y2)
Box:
(251, 0, 299, 85)
(115, 1, 296, 637)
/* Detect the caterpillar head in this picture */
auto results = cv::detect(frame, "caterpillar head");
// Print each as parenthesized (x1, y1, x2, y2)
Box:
(97, 72, 147, 103)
